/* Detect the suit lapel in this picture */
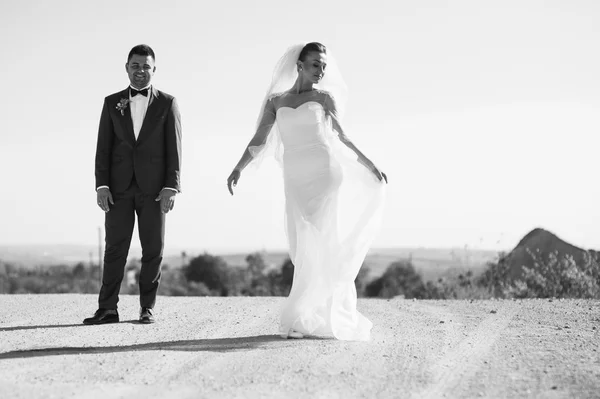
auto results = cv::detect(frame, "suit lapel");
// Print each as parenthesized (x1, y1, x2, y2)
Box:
(115, 88, 136, 147)
(136, 86, 160, 145)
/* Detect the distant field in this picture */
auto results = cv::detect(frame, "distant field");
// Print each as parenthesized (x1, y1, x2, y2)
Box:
(364, 248, 498, 281)
(217, 247, 499, 282)
(0, 245, 500, 283)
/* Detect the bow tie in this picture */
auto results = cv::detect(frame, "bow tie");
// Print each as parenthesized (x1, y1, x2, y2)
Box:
(130, 87, 149, 97)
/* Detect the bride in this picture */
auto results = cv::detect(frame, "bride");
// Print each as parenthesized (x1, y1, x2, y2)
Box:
(227, 42, 387, 341)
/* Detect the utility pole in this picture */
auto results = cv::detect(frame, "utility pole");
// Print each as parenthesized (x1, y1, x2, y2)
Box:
(98, 227, 103, 285)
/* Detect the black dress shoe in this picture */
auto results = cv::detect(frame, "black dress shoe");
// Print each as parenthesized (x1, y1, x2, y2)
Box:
(139, 307, 155, 324)
(83, 308, 119, 325)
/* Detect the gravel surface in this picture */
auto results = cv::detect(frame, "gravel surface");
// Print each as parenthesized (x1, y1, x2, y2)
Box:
(0, 294, 598, 398)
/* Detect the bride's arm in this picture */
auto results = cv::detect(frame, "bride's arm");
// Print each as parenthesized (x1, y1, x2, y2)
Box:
(227, 98, 277, 194)
(324, 94, 387, 183)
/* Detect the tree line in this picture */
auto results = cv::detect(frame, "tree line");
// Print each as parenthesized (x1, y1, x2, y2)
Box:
(1, 249, 598, 299)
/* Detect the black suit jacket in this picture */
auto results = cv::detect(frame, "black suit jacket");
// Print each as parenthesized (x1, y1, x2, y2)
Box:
(95, 86, 182, 194)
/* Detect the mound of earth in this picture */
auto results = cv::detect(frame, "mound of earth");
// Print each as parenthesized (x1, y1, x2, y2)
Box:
(501, 228, 599, 280)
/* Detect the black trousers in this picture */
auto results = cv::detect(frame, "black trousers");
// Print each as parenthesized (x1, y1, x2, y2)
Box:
(98, 177, 165, 309)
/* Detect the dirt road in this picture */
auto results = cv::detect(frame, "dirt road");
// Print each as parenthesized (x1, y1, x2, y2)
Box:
(0, 295, 598, 398)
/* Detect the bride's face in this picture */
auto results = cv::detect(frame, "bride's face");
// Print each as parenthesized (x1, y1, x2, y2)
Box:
(298, 52, 327, 84)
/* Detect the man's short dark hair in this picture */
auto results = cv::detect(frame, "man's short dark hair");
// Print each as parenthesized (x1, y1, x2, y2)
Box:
(127, 44, 155, 62)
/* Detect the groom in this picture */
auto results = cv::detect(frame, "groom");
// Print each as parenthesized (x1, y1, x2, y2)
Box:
(84, 44, 182, 325)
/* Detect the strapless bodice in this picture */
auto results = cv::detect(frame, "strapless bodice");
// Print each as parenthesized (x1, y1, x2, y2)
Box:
(276, 101, 330, 152)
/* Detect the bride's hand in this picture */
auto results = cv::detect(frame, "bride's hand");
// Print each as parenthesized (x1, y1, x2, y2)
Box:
(372, 166, 388, 183)
(380, 171, 388, 183)
(227, 169, 241, 195)
(361, 159, 387, 183)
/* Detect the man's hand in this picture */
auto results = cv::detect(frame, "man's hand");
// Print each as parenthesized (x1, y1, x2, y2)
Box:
(97, 188, 114, 212)
(155, 189, 177, 213)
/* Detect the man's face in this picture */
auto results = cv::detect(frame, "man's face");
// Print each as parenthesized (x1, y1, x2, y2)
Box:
(126, 54, 155, 89)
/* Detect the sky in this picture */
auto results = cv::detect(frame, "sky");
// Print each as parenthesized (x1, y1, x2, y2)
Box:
(0, 0, 599, 254)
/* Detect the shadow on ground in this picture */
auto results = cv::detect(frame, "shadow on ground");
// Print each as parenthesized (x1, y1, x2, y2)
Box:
(0, 324, 90, 332)
(0, 320, 169, 332)
(0, 334, 301, 360)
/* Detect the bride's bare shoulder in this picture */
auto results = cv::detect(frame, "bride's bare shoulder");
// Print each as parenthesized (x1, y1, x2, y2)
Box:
(313, 89, 333, 101)
(267, 92, 286, 102)
(263, 92, 286, 109)
(312, 90, 338, 112)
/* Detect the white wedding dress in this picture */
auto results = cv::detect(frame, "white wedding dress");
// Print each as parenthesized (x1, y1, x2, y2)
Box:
(269, 98, 386, 341)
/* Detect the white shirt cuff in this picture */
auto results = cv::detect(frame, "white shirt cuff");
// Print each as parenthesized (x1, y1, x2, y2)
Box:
(97, 186, 177, 193)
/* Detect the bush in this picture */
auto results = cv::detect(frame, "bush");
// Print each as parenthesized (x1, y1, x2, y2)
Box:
(507, 250, 600, 299)
(242, 252, 271, 296)
(183, 253, 230, 295)
(0, 262, 101, 294)
(423, 271, 494, 299)
(159, 268, 212, 296)
(365, 260, 426, 299)
(355, 264, 371, 297)
(477, 252, 513, 297)
(266, 258, 294, 296)
(476, 249, 600, 299)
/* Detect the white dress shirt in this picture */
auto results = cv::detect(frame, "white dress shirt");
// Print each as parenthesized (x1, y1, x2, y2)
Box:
(96, 85, 177, 194)
(129, 84, 151, 139)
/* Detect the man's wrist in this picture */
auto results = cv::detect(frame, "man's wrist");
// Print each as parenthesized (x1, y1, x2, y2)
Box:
(96, 186, 109, 192)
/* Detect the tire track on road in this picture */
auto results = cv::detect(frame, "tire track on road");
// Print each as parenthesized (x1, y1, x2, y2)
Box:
(417, 301, 520, 399)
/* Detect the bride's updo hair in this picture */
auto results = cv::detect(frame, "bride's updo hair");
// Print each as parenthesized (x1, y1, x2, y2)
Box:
(298, 42, 327, 61)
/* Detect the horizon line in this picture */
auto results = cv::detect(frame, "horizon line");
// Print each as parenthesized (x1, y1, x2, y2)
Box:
(0, 243, 509, 253)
